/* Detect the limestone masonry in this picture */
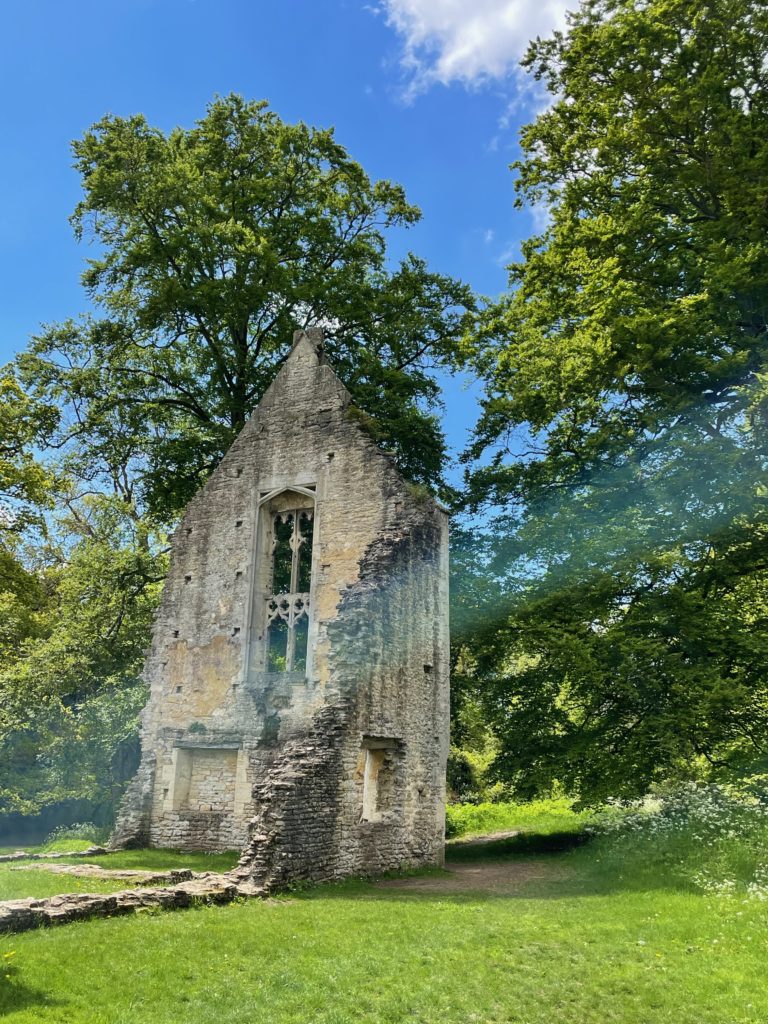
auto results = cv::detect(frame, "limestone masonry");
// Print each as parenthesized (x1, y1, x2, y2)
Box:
(112, 329, 450, 888)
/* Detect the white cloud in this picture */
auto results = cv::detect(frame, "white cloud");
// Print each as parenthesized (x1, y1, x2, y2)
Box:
(378, 0, 571, 92)
(495, 240, 519, 267)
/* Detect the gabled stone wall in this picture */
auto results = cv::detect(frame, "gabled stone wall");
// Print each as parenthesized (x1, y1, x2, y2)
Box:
(112, 329, 449, 888)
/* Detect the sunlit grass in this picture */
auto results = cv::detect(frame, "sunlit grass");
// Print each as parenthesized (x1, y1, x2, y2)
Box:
(0, 870, 133, 902)
(1, 798, 766, 1023)
(54, 848, 240, 873)
(0, 837, 107, 857)
(445, 797, 600, 839)
(2, 857, 766, 1022)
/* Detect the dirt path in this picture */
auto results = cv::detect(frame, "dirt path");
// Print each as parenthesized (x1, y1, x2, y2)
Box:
(375, 832, 573, 895)
(375, 858, 570, 895)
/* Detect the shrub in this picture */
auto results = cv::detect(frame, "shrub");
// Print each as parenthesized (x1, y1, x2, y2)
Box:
(42, 821, 110, 850)
(446, 745, 507, 805)
(588, 784, 768, 898)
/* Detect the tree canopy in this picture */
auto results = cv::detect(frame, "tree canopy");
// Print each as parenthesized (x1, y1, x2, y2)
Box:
(22, 95, 473, 521)
(5, 8, 768, 820)
(460, 0, 768, 802)
(0, 95, 474, 819)
(0, 370, 56, 534)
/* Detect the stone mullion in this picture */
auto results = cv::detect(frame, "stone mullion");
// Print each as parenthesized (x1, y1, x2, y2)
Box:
(285, 509, 303, 671)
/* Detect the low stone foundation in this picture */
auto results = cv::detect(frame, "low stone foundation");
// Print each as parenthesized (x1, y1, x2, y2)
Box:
(0, 873, 261, 934)
(10, 863, 194, 885)
(0, 846, 109, 864)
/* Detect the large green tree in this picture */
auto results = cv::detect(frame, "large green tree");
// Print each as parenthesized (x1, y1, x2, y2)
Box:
(462, 0, 768, 802)
(0, 494, 166, 815)
(0, 375, 166, 815)
(0, 369, 57, 686)
(23, 95, 473, 520)
(1, 95, 473, 821)
(0, 370, 56, 535)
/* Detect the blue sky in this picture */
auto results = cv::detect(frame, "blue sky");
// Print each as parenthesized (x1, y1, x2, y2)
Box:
(0, 0, 568, 459)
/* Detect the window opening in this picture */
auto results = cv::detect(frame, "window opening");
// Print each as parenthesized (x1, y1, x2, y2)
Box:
(266, 507, 314, 671)
(360, 739, 399, 821)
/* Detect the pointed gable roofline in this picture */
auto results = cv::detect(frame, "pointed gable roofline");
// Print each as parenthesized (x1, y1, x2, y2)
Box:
(291, 326, 325, 363)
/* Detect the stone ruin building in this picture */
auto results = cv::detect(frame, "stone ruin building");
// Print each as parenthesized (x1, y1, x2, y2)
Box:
(112, 329, 450, 889)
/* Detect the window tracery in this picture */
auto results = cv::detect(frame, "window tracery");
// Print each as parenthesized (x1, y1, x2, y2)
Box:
(265, 505, 314, 672)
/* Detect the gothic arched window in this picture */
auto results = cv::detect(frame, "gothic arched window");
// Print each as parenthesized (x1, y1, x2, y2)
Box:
(264, 494, 315, 673)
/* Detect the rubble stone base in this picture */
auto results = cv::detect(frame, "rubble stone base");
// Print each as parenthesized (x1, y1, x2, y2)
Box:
(0, 846, 109, 864)
(10, 863, 195, 885)
(0, 874, 262, 934)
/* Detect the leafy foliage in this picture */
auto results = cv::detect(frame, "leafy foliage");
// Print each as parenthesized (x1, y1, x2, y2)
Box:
(0, 370, 56, 533)
(461, 0, 768, 802)
(0, 368, 58, 661)
(445, 797, 594, 839)
(1, 94, 474, 821)
(588, 784, 768, 899)
(22, 95, 473, 520)
(0, 497, 166, 815)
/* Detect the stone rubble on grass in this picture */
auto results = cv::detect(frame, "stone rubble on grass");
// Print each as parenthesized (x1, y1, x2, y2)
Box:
(0, 846, 109, 863)
(10, 863, 194, 885)
(0, 873, 263, 934)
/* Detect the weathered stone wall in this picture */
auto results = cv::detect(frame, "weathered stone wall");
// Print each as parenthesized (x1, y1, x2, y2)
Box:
(183, 748, 238, 812)
(330, 514, 450, 879)
(232, 699, 352, 887)
(113, 329, 449, 885)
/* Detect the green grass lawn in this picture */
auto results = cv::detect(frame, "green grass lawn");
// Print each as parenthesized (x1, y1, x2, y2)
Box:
(1, 799, 766, 1023)
(0, 869, 130, 902)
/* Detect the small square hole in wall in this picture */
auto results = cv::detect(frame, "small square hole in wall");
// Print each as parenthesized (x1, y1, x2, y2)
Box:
(423, 664, 433, 674)
(235, 570, 243, 579)
(184, 575, 192, 583)
(175, 686, 182, 694)
(232, 683, 238, 694)
(235, 520, 243, 528)
(232, 627, 240, 636)
(173, 630, 179, 638)
(186, 527, 193, 536)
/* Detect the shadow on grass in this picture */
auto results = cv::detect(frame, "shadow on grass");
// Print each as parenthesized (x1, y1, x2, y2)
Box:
(445, 830, 589, 863)
(0, 980, 64, 1019)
